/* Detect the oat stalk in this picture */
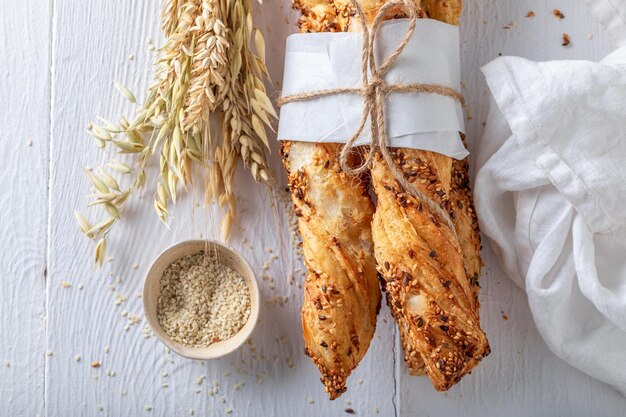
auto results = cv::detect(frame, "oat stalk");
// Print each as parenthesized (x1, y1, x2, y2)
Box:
(78, 0, 275, 265)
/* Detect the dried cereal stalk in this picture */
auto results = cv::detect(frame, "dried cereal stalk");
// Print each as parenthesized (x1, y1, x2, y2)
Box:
(78, 0, 275, 265)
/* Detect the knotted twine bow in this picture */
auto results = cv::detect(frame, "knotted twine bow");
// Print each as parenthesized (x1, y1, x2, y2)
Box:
(278, 0, 464, 233)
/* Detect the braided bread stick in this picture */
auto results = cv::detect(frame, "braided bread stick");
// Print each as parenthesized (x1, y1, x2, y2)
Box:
(282, 1, 384, 397)
(281, 141, 380, 400)
(368, 0, 490, 390)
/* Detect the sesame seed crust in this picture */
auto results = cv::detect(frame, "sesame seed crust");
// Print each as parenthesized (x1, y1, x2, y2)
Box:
(286, 0, 486, 396)
(371, 146, 490, 391)
(281, 142, 381, 400)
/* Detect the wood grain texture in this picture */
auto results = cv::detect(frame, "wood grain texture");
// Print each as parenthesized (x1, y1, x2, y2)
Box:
(2, 0, 626, 415)
(0, 0, 51, 415)
(46, 0, 395, 416)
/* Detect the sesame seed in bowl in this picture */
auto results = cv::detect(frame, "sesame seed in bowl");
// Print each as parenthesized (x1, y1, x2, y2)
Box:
(143, 240, 260, 360)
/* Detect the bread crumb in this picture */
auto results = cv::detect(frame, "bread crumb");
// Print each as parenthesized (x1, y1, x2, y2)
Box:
(562, 33, 571, 47)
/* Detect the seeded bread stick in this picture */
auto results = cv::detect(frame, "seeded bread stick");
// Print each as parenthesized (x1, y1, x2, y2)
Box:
(287, 0, 487, 394)
(367, 0, 490, 390)
(283, 0, 383, 401)
(281, 141, 380, 401)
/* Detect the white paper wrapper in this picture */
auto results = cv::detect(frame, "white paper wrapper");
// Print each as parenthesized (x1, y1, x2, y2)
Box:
(277, 18, 468, 160)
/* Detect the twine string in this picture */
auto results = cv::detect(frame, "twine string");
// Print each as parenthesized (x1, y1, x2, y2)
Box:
(278, 0, 464, 233)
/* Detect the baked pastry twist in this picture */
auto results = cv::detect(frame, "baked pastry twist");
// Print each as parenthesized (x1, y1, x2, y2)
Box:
(281, 141, 380, 400)
(286, 0, 489, 394)
(367, 0, 490, 390)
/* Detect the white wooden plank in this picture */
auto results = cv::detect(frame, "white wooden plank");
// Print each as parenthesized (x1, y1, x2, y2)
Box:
(46, 0, 396, 416)
(0, 0, 51, 415)
(400, 1, 626, 415)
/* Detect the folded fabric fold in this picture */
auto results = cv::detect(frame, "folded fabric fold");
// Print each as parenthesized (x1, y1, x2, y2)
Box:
(475, 46, 626, 394)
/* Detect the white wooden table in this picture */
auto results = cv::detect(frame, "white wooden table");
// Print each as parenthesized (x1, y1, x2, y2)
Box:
(2, 0, 625, 416)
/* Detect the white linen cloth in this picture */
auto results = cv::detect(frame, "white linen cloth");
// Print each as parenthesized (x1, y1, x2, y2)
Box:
(475, 0, 626, 394)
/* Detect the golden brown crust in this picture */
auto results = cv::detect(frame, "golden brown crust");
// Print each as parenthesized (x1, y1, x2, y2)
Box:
(287, 0, 486, 394)
(281, 142, 381, 399)
(287, 0, 384, 400)
(367, 0, 489, 390)
(292, 0, 461, 31)
(371, 149, 489, 390)
(449, 136, 483, 306)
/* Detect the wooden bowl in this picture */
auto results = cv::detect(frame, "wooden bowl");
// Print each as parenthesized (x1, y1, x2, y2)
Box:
(143, 240, 260, 360)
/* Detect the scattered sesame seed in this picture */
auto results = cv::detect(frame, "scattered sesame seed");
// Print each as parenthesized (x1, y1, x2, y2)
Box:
(97, 405, 104, 411)
(114, 294, 126, 305)
(26, 139, 33, 146)
(74, 355, 81, 362)
(307, 398, 315, 404)
(3, 360, 10, 367)
(225, 408, 233, 414)
(104, 346, 110, 354)
(121, 389, 128, 396)
(195, 375, 206, 385)
(128, 53, 135, 61)
(144, 405, 152, 411)
(46, 351, 53, 357)
(502, 21, 515, 30)
(78, 283, 84, 290)
(189, 410, 195, 416)
(132, 263, 140, 269)
(61, 281, 71, 288)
